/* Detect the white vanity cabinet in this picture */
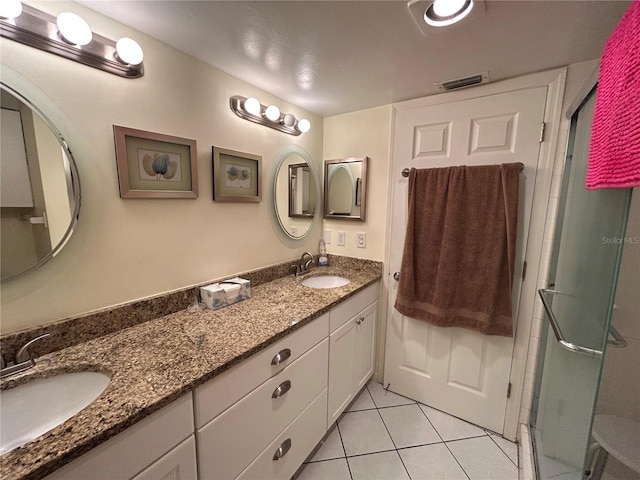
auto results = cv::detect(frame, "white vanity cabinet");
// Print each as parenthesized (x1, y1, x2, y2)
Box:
(195, 313, 330, 480)
(327, 283, 378, 427)
(44, 393, 196, 480)
(39, 281, 380, 480)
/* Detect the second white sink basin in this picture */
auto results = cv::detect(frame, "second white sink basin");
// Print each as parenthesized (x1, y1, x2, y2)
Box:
(301, 275, 350, 289)
(0, 371, 110, 455)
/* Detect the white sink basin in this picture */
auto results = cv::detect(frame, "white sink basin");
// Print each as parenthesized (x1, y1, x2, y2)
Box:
(0, 371, 110, 455)
(301, 275, 350, 289)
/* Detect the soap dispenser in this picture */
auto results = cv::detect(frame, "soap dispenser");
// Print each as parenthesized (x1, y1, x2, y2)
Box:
(318, 239, 328, 266)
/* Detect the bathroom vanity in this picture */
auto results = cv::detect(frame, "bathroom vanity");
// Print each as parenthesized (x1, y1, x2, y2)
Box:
(0, 258, 381, 480)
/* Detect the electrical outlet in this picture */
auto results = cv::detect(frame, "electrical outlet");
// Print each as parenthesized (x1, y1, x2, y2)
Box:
(357, 232, 366, 248)
(291, 226, 297, 236)
(323, 229, 331, 244)
(337, 231, 346, 246)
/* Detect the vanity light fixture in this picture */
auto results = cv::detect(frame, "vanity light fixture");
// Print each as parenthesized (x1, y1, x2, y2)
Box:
(0, 2, 144, 78)
(229, 95, 311, 136)
(424, 0, 474, 27)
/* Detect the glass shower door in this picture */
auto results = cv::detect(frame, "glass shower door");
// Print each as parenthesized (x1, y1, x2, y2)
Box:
(529, 89, 632, 479)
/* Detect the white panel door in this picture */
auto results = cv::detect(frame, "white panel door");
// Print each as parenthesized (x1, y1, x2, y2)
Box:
(384, 87, 547, 433)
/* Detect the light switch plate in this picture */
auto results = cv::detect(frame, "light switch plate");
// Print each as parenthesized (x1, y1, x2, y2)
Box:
(357, 232, 366, 248)
(323, 229, 331, 244)
(337, 231, 346, 246)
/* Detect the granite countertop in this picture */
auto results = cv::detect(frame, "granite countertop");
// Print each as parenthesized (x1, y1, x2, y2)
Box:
(0, 260, 382, 480)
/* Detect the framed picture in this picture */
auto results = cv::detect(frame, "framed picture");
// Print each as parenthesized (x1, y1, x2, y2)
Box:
(113, 125, 198, 199)
(212, 146, 262, 202)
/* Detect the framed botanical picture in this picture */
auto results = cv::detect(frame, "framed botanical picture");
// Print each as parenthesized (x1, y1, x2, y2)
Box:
(212, 147, 262, 202)
(113, 125, 198, 199)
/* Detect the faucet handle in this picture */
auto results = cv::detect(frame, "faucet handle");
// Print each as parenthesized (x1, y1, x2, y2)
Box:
(15, 333, 50, 364)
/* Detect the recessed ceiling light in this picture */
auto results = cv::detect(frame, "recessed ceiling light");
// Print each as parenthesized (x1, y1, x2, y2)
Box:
(424, 0, 473, 27)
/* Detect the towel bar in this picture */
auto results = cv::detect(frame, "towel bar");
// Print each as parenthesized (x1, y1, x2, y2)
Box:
(400, 162, 524, 178)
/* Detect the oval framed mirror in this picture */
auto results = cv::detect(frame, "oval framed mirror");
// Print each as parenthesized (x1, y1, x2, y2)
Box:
(324, 156, 368, 221)
(1, 82, 81, 282)
(270, 145, 320, 243)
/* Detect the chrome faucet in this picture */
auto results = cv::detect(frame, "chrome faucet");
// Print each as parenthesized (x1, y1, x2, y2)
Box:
(1, 333, 50, 379)
(293, 252, 315, 276)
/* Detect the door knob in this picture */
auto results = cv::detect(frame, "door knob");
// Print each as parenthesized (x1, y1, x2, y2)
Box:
(393, 272, 400, 281)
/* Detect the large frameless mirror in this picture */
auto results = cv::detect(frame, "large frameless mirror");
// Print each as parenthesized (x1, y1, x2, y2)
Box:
(1, 82, 81, 282)
(324, 156, 368, 221)
(271, 145, 320, 241)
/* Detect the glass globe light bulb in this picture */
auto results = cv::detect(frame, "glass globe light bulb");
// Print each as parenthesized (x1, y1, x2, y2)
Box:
(265, 105, 280, 122)
(116, 37, 144, 65)
(282, 114, 297, 127)
(0, 0, 22, 19)
(57, 12, 93, 46)
(243, 97, 261, 115)
(297, 119, 311, 133)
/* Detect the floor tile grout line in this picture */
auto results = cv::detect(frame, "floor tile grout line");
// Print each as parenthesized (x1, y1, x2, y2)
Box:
(335, 421, 353, 480)
(488, 433, 519, 468)
(417, 402, 472, 480)
(373, 403, 414, 479)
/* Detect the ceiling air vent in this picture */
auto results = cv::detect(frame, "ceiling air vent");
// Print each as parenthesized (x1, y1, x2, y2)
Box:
(435, 71, 490, 92)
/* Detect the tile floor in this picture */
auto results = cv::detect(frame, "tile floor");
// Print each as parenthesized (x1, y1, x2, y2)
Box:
(296, 382, 519, 480)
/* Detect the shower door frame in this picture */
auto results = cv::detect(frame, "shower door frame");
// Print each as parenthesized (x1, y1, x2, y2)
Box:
(529, 86, 632, 479)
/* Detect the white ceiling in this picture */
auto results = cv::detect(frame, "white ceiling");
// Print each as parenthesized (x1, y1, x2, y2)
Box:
(78, 0, 630, 117)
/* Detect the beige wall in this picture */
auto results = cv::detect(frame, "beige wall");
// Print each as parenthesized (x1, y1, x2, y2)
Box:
(0, 1, 323, 334)
(322, 105, 392, 261)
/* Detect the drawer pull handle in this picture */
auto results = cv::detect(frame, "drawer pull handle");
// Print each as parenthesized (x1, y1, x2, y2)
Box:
(272, 380, 292, 399)
(356, 316, 365, 325)
(271, 348, 291, 365)
(273, 438, 292, 461)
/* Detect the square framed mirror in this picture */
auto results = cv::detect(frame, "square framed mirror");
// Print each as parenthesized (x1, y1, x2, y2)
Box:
(323, 156, 368, 221)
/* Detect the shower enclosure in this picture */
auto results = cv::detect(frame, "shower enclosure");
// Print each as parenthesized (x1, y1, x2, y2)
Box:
(529, 88, 632, 479)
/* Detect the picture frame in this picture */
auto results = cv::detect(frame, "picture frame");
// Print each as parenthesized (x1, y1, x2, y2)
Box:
(113, 125, 198, 199)
(212, 146, 262, 203)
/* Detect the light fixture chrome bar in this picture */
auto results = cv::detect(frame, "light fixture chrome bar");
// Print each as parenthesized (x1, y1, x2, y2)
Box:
(229, 95, 302, 136)
(0, 4, 143, 78)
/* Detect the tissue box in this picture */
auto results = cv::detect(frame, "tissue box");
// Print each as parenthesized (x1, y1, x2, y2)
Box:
(200, 277, 251, 310)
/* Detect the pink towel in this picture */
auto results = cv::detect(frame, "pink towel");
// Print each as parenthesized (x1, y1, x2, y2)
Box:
(586, 0, 640, 190)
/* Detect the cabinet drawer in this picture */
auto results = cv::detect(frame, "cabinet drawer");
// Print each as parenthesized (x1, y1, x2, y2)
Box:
(194, 312, 329, 428)
(131, 435, 197, 480)
(44, 393, 194, 480)
(237, 389, 328, 480)
(197, 339, 329, 480)
(329, 283, 378, 332)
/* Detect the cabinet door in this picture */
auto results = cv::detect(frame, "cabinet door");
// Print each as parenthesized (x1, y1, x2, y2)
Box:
(354, 302, 377, 392)
(132, 436, 197, 480)
(327, 318, 357, 426)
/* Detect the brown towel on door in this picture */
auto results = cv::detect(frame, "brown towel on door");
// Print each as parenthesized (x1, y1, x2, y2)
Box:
(394, 163, 520, 337)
